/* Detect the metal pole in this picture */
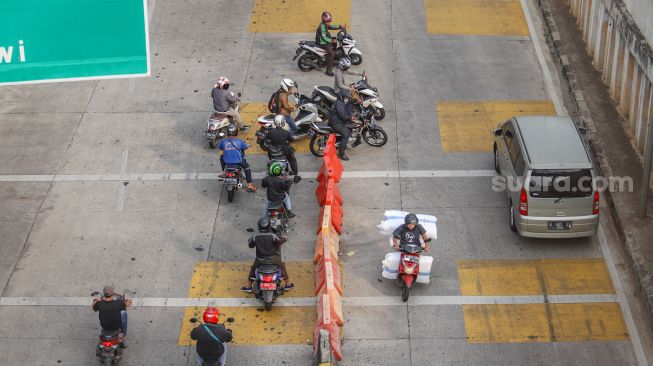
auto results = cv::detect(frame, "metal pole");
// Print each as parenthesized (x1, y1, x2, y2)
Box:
(639, 108, 653, 218)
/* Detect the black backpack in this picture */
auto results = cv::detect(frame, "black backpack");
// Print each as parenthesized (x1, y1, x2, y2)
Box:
(267, 90, 281, 113)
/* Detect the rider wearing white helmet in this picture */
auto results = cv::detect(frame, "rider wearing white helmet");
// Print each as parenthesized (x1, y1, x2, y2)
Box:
(277, 79, 298, 136)
(268, 114, 301, 183)
(211, 76, 249, 131)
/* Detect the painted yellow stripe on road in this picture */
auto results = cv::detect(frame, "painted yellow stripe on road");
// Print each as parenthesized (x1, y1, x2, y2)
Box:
(424, 0, 529, 36)
(178, 306, 316, 345)
(239, 103, 311, 155)
(188, 261, 315, 298)
(464, 303, 628, 343)
(249, 0, 351, 33)
(437, 100, 557, 152)
(457, 258, 615, 296)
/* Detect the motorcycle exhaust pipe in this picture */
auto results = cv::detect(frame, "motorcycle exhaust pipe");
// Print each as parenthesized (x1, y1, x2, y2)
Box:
(237, 183, 243, 189)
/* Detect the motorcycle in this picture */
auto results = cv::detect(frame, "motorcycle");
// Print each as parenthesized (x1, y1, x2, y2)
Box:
(308, 109, 388, 157)
(311, 72, 385, 121)
(223, 165, 245, 203)
(206, 91, 241, 149)
(253, 263, 285, 311)
(293, 28, 362, 72)
(255, 94, 325, 151)
(268, 201, 290, 234)
(397, 244, 423, 302)
(91, 290, 130, 365)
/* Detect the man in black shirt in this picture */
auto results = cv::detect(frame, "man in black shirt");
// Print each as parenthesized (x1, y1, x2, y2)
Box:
(191, 307, 232, 366)
(262, 162, 295, 218)
(392, 213, 431, 251)
(92, 285, 132, 337)
(269, 115, 301, 183)
(241, 218, 294, 293)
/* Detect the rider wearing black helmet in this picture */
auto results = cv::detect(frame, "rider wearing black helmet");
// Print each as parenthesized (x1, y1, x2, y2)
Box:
(327, 89, 354, 161)
(218, 125, 256, 192)
(392, 213, 431, 251)
(241, 218, 294, 293)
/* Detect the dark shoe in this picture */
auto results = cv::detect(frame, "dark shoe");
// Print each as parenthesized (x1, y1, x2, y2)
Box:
(293, 175, 302, 183)
(240, 286, 253, 293)
(240, 126, 250, 132)
(120, 342, 127, 349)
(283, 283, 294, 291)
(325, 70, 334, 77)
(286, 210, 296, 218)
(338, 153, 349, 161)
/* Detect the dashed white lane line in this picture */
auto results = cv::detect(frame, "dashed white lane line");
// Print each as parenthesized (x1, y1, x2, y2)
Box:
(0, 170, 497, 183)
(0, 294, 617, 307)
(116, 149, 129, 212)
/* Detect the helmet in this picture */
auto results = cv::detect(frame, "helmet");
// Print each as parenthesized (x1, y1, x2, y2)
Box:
(226, 124, 238, 136)
(203, 307, 220, 324)
(280, 78, 295, 92)
(404, 213, 418, 225)
(339, 89, 351, 100)
(258, 218, 271, 233)
(274, 114, 286, 128)
(322, 11, 332, 23)
(268, 161, 283, 176)
(216, 76, 230, 89)
(338, 58, 351, 71)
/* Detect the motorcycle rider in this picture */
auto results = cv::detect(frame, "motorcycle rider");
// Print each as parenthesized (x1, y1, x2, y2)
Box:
(278, 79, 299, 136)
(92, 285, 132, 345)
(262, 162, 295, 219)
(211, 76, 249, 132)
(327, 89, 354, 161)
(269, 115, 301, 183)
(241, 218, 294, 293)
(392, 213, 431, 251)
(218, 125, 256, 192)
(191, 307, 233, 366)
(316, 11, 342, 76)
(333, 58, 364, 99)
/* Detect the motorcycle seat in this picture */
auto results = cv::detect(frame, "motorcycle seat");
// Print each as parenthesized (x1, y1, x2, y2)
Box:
(268, 201, 286, 210)
(313, 122, 334, 132)
(100, 329, 122, 340)
(257, 264, 280, 274)
(210, 112, 229, 120)
(302, 41, 319, 47)
(316, 86, 336, 96)
(258, 114, 276, 123)
(224, 165, 241, 171)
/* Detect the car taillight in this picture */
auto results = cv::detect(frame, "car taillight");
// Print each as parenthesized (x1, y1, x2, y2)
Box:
(519, 187, 528, 216)
(593, 191, 600, 215)
(260, 274, 275, 282)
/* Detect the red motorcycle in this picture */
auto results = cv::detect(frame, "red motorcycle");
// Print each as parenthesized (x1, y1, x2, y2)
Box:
(398, 244, 424, 302)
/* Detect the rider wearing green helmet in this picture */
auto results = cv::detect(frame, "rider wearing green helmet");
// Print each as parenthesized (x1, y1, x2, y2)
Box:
(262, 162, 295, 219)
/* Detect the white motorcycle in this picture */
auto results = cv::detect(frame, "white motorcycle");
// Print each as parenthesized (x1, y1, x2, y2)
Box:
(293, 28, 362, 72)
(206, 91, 241, 148)
(311, 72, 385, 120)
(255, 94, 324, 150)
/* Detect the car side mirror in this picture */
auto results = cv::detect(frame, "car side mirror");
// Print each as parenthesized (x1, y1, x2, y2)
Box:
(493, 128, 503, 137)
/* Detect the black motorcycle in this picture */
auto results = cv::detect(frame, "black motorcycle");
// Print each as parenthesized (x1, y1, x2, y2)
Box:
(223, 165, 245, 203)
(308, 110, 388, 157)
(268, 201, 290, 234)
(91, 291, 129, 365)
(253, 263, 285, 311)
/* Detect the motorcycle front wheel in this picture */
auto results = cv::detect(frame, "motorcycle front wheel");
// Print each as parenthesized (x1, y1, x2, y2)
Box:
(401, 283, 410, 302)
(259, 139, 269, 151)
(297, 54, 316, 72)
(349, 53, 363, 65)
(209, 136, 219, 149)
(309, 134, 327, 157)
(362, 127, 388, 147)
(372, 106, 386, 120)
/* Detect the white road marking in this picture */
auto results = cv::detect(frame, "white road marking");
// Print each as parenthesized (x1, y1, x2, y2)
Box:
(520, 0, 566, 115)
(598, 224, 649, 366)
(0, 294, 618, 308)
(0, 170, 497, 183)
(116, 149, 129, 212)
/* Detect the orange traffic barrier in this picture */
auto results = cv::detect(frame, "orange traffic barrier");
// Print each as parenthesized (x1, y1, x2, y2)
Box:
(314, 226, 340, 264)
(314, 294, 343, 361)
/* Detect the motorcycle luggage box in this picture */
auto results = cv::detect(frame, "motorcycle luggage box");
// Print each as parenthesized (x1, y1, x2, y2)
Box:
(258, 264, 280, 274)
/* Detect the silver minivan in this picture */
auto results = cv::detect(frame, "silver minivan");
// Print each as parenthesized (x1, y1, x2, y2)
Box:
(493, 116, 599, 238)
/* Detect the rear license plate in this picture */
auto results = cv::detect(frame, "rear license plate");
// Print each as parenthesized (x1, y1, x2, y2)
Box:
(548, 221, 572, 230)
(224, 178, 237, 184)
(260, 282, 276, 290)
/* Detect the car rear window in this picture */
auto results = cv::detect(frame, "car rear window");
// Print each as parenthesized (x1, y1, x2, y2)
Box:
(528, 169, 593, 198)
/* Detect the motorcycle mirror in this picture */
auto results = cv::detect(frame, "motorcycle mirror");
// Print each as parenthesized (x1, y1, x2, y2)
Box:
(91, 291, 100, 296)
(189, 318, 199, 323)
(237, 92, 242, 97)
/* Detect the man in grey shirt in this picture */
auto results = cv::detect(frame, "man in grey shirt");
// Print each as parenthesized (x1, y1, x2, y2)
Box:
(211, 76, 248, 131)
(333, 58, 364, 95)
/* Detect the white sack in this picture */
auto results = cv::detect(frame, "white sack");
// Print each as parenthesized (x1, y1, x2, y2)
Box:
(381, 252, 401, 280)
(416, 255, 434, 284)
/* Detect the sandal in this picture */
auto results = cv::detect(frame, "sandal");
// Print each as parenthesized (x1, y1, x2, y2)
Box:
(246, 186, 257, 193)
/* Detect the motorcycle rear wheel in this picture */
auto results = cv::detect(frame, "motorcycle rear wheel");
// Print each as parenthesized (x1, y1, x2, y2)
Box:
(227, 188, 235, 202)
(401, 283, 410, 302)
(309, 134, 327, 157)
(103, 358, 113, 366)
(264, 301, 273, 311)
(362, 127, 388, 147)
(297, 54, 316, 72)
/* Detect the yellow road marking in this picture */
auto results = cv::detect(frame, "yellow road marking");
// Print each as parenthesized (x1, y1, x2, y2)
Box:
(239, 103, 311, 155)
(188, 261, 315, 298)
(457, 258, 616, 296)
(178, 306, 316, 345)
(464, 303, 628, 343)
(249, 0, 351, 33)
(437, 100, 557, 152)
(424, 0, 529, 36)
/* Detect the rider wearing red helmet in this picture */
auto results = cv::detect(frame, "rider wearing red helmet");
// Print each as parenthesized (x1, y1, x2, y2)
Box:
(191, 307, 233, 366)
(315, 11, 342, 76)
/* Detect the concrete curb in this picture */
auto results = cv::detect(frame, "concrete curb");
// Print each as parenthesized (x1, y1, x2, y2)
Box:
(535, 0, 653, 316)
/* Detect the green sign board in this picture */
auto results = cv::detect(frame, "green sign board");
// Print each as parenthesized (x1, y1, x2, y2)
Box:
(0, 0, 150, 86)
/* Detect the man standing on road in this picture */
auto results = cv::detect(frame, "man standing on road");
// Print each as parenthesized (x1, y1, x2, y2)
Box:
(316, 11, 342, 76)
(191, 307, 232, 366)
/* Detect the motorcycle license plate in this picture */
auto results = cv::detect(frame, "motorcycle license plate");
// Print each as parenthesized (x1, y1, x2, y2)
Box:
(255, 130, 265, 138)
(224, 178, 237, 184)
(260, 282, 277, 290)
(206, 132, 217, 138)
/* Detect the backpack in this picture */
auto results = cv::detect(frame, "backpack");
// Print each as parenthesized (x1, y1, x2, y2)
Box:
(267, 90, 281, 113)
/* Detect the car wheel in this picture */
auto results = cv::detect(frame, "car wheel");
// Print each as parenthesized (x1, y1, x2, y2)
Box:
(509, 201, 517, 232)
(493, 143, 501, 174)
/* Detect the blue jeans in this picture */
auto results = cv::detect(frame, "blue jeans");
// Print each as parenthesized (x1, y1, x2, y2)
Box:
(285, 115, 297, 136)
(121, 310, 128, 336)
(262, 194, 292, 219)
(196, 345, 227, 366)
